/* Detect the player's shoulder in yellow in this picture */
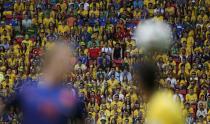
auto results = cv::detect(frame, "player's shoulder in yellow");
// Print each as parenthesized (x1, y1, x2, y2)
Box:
(146, 90, 185, 124)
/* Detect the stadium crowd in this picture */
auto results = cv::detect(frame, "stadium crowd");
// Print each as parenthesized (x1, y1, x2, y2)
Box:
(0, 0, 209, 123)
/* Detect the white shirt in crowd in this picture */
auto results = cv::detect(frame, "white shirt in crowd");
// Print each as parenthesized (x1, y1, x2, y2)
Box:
(166, 77, 177, 88)
(83, 2, 89, 10)
(74, 63, 87, 71)
(120, 71, 132, 82)
(196, 108, 207, 118)
(101, 47, 112, 55)
(173, 93, 184, 102)
(22, 19, 32, 28)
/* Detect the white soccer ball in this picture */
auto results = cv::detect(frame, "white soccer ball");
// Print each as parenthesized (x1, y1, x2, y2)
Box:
(135, 19, 172, 52)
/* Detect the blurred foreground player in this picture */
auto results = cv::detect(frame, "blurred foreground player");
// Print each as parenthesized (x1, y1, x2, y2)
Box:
(134, 62, 185, 124)
(0, 42, 86, 124)
(134, 19, 185, 124)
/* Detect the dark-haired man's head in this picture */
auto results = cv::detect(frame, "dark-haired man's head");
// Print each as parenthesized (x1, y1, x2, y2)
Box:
(134, 61, 159, 96)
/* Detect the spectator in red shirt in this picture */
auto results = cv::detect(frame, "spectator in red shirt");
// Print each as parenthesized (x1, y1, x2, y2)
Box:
(67, 13, 76, 27)
(88, 42, 100, 60)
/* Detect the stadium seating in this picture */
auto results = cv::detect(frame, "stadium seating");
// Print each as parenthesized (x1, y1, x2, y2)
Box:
(0, 0, 209, 123)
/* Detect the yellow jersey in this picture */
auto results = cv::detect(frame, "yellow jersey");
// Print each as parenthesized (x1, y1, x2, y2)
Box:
(146, 90, 185, 124)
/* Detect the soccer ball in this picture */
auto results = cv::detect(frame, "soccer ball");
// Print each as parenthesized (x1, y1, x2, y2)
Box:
(134, 19, 172, 52)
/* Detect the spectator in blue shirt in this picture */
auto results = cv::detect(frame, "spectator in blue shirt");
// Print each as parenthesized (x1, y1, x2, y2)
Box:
(81, 27, 91, 42)
(120, 66, 132, 82)
(79, 52, 88, 65)
(98, 16, 106, 27)
(10, 14, 18, 27)
(76, 15, 84, 26)
(50, 0, 58, 5)
(109, 15, 118, 25)
(97, 52, 111, 68)
(46, 29, 58, 41)
(1, 38, 10, 50)
(133, 0, 144, 8)
(125, 19, 135, 29)
(108, 67, 121, 81)
(88, 14, 97, 27)
(175, 18, 184, 38)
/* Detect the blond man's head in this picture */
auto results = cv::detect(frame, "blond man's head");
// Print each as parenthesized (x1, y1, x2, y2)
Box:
(42, 41, 76, 86)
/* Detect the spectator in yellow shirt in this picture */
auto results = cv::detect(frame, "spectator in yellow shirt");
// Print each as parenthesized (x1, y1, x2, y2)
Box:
(43, 14, 54, 28)
(1, 30, 11, 41)
(14, 0, 24, 13)
(107, 74, 119, 90)
(122, 111, 133, 124)
(58, 21, 69, 35)
(186, 88, 198, 104)
(110, 112, 122, 124)
(22, 35, 34, 49)
(111, 94, 124, 110)
(0, 22, 12, 34)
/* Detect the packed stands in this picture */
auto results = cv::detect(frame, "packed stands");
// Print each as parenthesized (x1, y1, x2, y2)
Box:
(0, 0, 209, 123)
